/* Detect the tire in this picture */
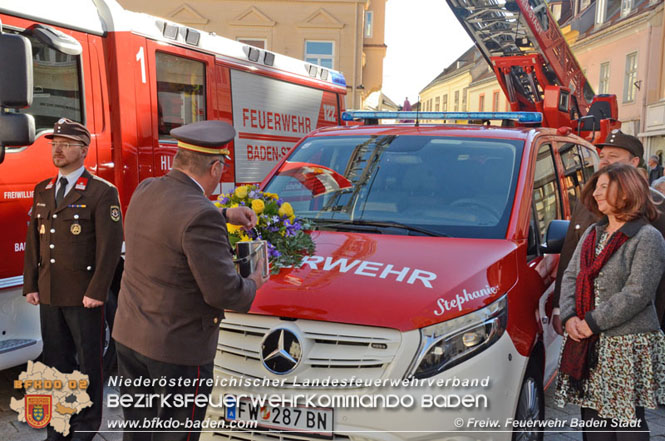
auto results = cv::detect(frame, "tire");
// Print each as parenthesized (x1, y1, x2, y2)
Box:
(511, 358, 545, 441)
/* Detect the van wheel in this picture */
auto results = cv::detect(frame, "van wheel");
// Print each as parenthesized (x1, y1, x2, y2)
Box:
(511, 359, 544, 441)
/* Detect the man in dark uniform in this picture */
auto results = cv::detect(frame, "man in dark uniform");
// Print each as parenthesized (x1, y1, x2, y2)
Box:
(112, 120, 269, 441)
(23, 118, 124, 441)
(552, 130, 665, 333)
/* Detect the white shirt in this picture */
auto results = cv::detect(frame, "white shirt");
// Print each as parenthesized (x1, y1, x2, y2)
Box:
(185, 173, 206, 194)
(55, 165, 86, 199)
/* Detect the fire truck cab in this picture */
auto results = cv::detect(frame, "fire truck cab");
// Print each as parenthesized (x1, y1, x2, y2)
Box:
(203, 111, 600, 440)
(0, 0, 346, 371)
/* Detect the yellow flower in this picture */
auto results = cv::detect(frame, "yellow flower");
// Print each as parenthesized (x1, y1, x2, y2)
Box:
(278, 202, 294, 217)
(213, 202, 222, 208)
(264, 192, 279, 200)
(234, 185, 248, 199)
(239, 233, 251, 242)
(251, 199, 265, 214)
(227, 223, 242, 234)
(289, 215, 296, 223)
(230, 203, 239, 208)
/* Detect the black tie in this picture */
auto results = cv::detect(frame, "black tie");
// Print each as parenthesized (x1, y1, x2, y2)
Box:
(55, 177, 68, 207)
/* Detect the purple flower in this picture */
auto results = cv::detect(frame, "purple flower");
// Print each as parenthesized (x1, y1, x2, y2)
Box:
(219, 197, 230, 204)
(267, 242, 281, 258)
(249, 190, 261, 199)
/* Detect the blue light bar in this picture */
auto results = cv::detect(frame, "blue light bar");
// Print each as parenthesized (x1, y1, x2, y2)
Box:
(331, 72, 347, 87)
(341, 111, 543, 124)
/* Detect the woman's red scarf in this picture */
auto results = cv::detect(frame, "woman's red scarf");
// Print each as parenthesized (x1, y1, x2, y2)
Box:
(560, 227, 628, 390)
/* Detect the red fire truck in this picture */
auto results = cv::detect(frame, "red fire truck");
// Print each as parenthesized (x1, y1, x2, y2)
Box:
(0, 0, 346, 371)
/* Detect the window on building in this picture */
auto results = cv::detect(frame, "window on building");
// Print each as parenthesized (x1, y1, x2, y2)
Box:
(462, 87, 468, 111)
(305, 41, 334, 69)
(621, 0, 633, 17)
(595, 0, 607, 26)
(156, 52, 206, 138)
(442, 94, 448, 111)
(364, 11, 373, 38)
(492, 91, 500, 111)
(454, 91, 459, 111)
(623, 52, 638, 103)
(435, 96, 440, 111)
(479, 94, 485, 112)
(580, 0, 592, 10)
(238, 38, 266, 49)
(599, 62, 610, 94)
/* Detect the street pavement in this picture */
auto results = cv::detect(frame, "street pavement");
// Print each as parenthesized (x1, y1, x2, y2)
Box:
(3, 363, 665, 440)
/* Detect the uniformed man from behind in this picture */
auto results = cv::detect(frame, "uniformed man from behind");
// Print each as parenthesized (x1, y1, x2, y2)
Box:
(23, 118, 124, 441)
(112, 120, 269, 441)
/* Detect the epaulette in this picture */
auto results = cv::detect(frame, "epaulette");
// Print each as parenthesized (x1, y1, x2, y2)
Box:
(91, 175, 118, 189)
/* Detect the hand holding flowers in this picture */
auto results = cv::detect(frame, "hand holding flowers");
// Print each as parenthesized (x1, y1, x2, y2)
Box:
(216, 185, 315, 274)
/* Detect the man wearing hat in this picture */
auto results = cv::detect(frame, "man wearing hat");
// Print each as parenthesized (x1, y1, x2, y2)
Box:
(552, 129, 665, 334)
(112, 120, 268, 441)
(23, 118, 124, 441)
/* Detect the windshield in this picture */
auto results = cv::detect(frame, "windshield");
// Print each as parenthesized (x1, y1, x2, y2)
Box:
(264, 135, 523, 239)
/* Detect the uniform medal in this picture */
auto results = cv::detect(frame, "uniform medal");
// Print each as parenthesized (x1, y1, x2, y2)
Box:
(71, 223, 81, 235)
(39, 224, 46, 235)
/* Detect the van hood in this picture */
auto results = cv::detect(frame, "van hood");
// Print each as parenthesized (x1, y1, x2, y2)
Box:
(249, 231, 518, 332)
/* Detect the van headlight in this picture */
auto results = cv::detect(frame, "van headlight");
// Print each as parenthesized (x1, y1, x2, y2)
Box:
(406, 294, 507, 379)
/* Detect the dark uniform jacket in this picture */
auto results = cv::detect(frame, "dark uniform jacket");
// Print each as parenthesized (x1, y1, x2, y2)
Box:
(112, 169, 256, 366)
(553, 188, 665, 323)
(23, 169, 124, 306)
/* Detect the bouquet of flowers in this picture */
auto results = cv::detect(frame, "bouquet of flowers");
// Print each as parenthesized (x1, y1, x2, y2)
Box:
(216, 185, 315, 274)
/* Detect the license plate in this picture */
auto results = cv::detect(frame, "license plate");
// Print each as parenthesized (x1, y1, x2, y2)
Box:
(225, 397, 334, 439)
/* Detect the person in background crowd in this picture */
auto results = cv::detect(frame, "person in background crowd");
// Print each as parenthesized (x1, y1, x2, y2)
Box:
(556, 163, 665, 441)
(23, 118, 124, 441)
(649, 155, 663, 184)
(112, 120, 269, 441)
(552, 130, 665, 334)
(652, 176, 665, 196)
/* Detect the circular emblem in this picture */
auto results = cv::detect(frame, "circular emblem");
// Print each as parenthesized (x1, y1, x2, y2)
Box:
(70, 224, 81, 235)
(261, 328, 302, 375)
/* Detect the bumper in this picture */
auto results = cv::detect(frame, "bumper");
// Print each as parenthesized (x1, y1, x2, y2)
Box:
(204, 332, 528, 441)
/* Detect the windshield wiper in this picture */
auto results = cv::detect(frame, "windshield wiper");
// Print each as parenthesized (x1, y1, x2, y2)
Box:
(311, 219, 446, 237)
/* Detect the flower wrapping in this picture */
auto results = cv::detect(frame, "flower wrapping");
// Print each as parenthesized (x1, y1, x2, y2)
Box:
(216, 185, 315, 274)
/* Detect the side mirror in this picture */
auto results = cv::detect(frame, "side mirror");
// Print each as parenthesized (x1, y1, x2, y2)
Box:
(0, 32, 33, 107)
(24, 24, 82, 56)
(541, 220, 570, 254)
(0, 22, 35, 164)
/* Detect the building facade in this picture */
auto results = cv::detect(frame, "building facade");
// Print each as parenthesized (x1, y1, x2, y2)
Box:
(565, 0, 664, 159)
(117, 0, 387, 109)
(419, 0, 664, 162)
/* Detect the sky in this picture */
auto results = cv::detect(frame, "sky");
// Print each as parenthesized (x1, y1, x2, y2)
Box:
(381, 0, 474, 107)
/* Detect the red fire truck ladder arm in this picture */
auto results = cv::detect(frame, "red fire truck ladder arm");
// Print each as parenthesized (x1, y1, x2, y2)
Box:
(445, 0, 619, 141)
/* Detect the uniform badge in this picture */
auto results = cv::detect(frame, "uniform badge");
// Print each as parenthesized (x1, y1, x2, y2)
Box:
(71, 224, 82, 235)
(110, 205, 121, 222)
(25, 395, 52, 429)
(74, 177, 88, 191)
(39, 224, 46, 235)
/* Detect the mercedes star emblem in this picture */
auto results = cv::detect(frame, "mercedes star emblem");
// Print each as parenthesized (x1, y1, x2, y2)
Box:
(261, 328, 302, 375)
